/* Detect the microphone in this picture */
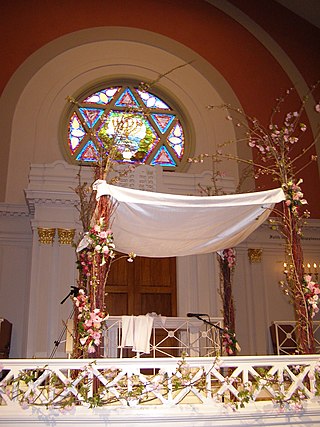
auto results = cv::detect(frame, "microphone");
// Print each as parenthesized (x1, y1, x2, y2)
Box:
(60, 286, 80, 304)
(187, 313, 208, 317)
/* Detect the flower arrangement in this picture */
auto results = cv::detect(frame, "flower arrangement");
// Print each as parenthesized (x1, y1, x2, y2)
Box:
(74, 289, 108, 354)
(222, 331, 238, 356)
(219, 248, 236, 269)
(76, 218, 116, 266)
(303, 274, 320, 318)
(283, 179, 308, 211)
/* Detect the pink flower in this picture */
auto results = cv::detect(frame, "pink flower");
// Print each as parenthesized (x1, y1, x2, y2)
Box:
(99, 231, 108, 239)
(102, 246, 109, 255)
(90, 312, 102, 323)
(92, 331, 101, 340)
(87, 344, 96, 354)
(315, 103, 320, 113)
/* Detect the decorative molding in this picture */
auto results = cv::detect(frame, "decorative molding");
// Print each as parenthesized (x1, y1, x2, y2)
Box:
(248, 248, 262, 263)
(37, 227, 56, 245)
(25, 192, 80, 215)
(0, 203, 30, 217)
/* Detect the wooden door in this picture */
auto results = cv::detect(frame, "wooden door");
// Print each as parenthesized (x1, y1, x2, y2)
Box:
(106, 255, 177, 317)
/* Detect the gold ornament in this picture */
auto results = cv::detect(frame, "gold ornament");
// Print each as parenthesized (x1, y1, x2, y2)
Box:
(38, 228, 56, 245)
(248, 248, 262, 263)
(58, 228, 75, 245)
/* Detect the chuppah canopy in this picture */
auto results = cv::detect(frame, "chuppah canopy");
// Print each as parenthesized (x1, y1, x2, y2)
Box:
(93, 180, 285, 258)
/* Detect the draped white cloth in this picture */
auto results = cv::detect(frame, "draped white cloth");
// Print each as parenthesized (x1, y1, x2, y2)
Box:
(120, 315, 154, 354)
(93, 180, 285, 258)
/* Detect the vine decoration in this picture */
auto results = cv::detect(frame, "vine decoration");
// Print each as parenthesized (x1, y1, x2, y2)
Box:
(1, 358, 320, 412)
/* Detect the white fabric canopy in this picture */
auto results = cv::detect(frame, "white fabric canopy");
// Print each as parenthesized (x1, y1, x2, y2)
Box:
(93, 180, 285, 258)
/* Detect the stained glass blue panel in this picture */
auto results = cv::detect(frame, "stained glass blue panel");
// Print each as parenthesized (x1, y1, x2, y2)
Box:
(151, 113, 175, 134)
(115, 88, 140, 108)
(76, 141, 99, 162)
(79, 108, 104, 128)
(136, 89, 170, 109)
(150, 146, 176, 167)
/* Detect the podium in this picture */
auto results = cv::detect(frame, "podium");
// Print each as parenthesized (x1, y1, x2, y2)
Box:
(0, 318, 12, 358)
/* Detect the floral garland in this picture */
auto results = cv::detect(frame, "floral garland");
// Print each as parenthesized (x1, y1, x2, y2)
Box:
(303, 274, 320, 318)
(2, 358, 320, 411)
(222, 331, 239, 356)
(74, 216, 136, 355)
(219, 248, 236, 269)
(283, 179, 308, 212)
(73, 289, 108, 354)
(76, 218, 116, 266)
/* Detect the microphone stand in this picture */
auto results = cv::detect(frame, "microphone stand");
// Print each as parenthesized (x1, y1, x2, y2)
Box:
(49, 286, 80, 358)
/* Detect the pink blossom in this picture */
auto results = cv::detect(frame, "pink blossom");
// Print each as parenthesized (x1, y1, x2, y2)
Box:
(92, 331, 101, 340)
(90, 312, 102, 323)
(102, 246, 109, 255)
(87, 344, 96, 354)
(315, 103, 320, 112)
(305, 274, 312, 282)
(99, 231, 108, 239)
(21, 401, 29, 410)
(94, 224, 101, 232)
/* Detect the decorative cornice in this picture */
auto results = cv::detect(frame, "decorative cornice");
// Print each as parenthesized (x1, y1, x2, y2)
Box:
(0, 203, 30, 218)
(25, 190, 79, 215)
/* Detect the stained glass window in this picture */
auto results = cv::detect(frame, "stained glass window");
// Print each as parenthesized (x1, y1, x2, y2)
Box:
(65, 83, 187, 169)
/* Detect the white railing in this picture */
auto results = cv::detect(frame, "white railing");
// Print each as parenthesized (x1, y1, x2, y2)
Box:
(104, 316, 223, 358)
(270, 321, 320, 355)
(1, 355, 320, 410)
